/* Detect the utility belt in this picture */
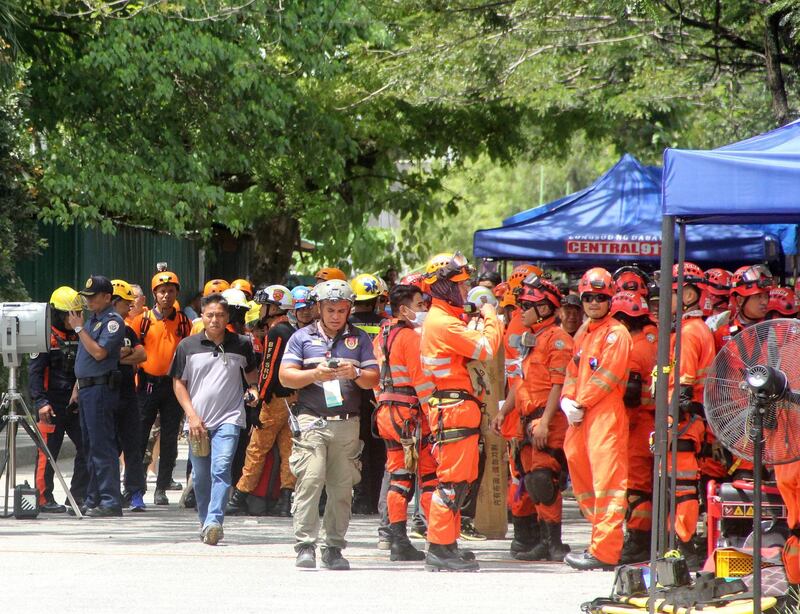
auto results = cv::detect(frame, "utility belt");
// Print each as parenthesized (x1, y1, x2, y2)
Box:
(140, 371, 172, 385)
(674, 439, 696, 453)
(429, 389, 484, 409)
(78, 370, 121, 390)
(376, 385, 419, 408)
(428, 388, 483, 445)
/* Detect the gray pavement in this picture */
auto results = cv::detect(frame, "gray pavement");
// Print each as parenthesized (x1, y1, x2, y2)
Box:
(0, 443, 616, 614)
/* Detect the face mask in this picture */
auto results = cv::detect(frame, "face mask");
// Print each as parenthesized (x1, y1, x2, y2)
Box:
(404, 308, 427, 328)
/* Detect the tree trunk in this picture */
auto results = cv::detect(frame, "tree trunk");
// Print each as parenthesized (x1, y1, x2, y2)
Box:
(764, 11, 791, 126)
(249, 215, 299, 286)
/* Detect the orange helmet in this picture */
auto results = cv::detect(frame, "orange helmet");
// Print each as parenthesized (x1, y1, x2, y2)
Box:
(400, 273, 425, 291)
(508, 264, 543, 290)
(767, 287, 799, 316)
(671, 262, 705, 290)
(613, 266, 650, 297)
(500, 288, 517, 309)
(611, 291, 650, 318)
(231, 279, 254, 300)
(704, 269, 732, 296)
(315, 267, 347, 282)
(578, 268, 614, 298)
(731, 264, 774, 297)
(203, 279, 229, 297)
(151, 270, 180, 292)
(493, 281, 510, 299)
(517, 274, 561, 308)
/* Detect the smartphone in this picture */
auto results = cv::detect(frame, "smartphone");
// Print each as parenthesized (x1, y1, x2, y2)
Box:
(327, 358, 340, 369)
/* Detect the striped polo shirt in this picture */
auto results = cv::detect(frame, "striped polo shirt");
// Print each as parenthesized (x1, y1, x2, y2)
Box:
(282, 321, 378, 418)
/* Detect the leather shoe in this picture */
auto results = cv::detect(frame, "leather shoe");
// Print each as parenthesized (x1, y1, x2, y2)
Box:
(154, 489, 169, 505)
(40, 500, 66, 513)
(167, 480, 183, 491)
(85, 506, 123, 518)
(564, 550, 615, 571)
(295, 544, 316, 569)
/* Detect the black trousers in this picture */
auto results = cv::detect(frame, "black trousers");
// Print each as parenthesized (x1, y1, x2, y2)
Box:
(138, 375, 182, 490)
(116, 383, 145, 493)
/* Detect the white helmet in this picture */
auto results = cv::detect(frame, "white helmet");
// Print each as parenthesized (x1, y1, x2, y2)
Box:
(467, 286, 498, 308)
(259, 285, 294, 310)
(221, 288, 249, 309)
(312, 279, 355, 304)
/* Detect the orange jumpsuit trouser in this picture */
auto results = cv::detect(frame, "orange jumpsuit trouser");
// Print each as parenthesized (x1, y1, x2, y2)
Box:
(626, 409, 654, 532)
(666, 447, 700, 544)
(564, 404, 629, 564)
(375, 404, 437, 524)
(520, 410, 568, 523)
(427, 399, 481, 546)
(237, 395, 296, 493)
(775, 461, 800, 583)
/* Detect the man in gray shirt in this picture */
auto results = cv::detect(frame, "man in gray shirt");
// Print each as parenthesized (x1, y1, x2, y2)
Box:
(171, 294, 258, 545)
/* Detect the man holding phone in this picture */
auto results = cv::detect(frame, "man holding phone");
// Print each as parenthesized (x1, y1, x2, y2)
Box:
(280, 279, 379, 571)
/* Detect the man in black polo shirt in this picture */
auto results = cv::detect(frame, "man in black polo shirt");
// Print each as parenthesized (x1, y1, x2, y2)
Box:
(280, 279, 379, 570)
(171, 294, 258, 545)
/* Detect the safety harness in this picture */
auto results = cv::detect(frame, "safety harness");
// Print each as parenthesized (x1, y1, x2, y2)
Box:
(139, 308, 192, 340)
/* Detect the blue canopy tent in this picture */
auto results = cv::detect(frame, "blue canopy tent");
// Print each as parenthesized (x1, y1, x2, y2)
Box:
(473, 154, 790, 266)
(652, 119, 800, 606)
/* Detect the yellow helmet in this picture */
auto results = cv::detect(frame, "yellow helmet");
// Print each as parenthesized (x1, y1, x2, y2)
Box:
(111, 279, 136, 302)
(350, 274, 381, 301)
(245, 300, 261, 326)
(424, 251, 473, 284)
(49, 286, 83, 312)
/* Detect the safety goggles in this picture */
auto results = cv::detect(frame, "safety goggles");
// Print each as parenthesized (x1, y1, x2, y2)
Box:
(739, 265, 773, 288)
(518, 300, 550, 312)
(581, 293, 610, 304)
(586, 278, 607, 290)
(439, 251, 474, 282)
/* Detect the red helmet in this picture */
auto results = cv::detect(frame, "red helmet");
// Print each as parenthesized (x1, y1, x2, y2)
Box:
(578, 268, 614, 298)
(613, 266, 650, 297)
(493, 281, 510, 299)
(517, 274, 562, 308)
(671, 262, 705, 290)
(400, 273, 425, 291)
(767, 287, 799, 316)
(508, 264, 543, 290)
(611, 291, 650, 318)
(731, 264, 774, 297)
(704, 269, 732, 296)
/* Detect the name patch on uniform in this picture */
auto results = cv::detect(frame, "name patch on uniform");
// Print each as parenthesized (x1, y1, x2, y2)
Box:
(93, 322, 103, 332)
(312, 339, 323, 346)
(107, 321, 120, 334)
(606, 332, 618, 344)
(344, 337, 358, 350)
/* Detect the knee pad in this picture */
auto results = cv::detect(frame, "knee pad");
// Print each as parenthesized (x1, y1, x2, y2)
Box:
(523, 468, 558, 506)
(389, 472, 414, 501)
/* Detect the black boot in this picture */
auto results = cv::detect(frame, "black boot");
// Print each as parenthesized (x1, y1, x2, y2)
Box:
(225, 488, 249, 516)
(677, 538, 701, 571)
(541, 521, 571, 562)
(275, 489, 293, 518)
(619, 529, 650, 564)
(447, 542, 476, 561)
(389, 522, 425, 561)
(510, 515, 541, 557)
(425, 543, 479, 572)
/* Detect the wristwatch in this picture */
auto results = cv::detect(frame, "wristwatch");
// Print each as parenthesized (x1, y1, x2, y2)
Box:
(74, 326, 83, 334)
(354, 367, 362, 379)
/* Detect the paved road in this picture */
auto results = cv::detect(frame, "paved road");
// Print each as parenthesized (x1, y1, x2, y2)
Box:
(1, 446, 615, 614)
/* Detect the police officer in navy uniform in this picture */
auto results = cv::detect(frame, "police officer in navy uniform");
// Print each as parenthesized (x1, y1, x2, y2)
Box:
(68, 275, 126, 517)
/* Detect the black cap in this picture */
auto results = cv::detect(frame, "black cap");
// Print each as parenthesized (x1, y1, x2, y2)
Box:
(562, 294, 582, 308)
(79, 275, 114, 296)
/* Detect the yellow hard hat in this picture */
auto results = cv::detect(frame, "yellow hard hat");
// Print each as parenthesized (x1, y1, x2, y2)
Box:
(350, 274, 381, 301)
(424, 251, 473, 284)
(49, 286, 83, 312)
(111, 279, 136, 302)
(245, 300, 261, 325)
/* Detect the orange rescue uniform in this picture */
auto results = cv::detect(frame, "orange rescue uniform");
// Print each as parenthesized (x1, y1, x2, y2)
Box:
(420, 299, 502, 546)
(563, 314, 632, 564)
(373, 320, 438, 524)
(776, 461, 800, 583)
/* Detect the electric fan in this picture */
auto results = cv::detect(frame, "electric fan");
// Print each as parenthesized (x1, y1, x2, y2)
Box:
(704, 318, 800, 607)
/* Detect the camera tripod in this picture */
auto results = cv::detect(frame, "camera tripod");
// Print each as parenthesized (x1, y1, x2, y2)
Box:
(0, 366, 83, 518)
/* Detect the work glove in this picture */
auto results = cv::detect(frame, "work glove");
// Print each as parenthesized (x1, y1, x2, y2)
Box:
(246, 404, 263, 430)
(560, 397, 584, 426)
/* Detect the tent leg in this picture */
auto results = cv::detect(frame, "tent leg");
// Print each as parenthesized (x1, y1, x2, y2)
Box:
(650, 215, 675, 614)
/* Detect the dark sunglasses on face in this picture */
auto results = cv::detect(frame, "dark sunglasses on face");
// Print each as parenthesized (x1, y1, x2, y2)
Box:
(582, 294, 610, 304)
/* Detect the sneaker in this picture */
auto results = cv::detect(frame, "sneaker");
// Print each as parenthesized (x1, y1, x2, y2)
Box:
(202, 523, 224, 546)
(460, 518, 487, 541)
(295, 544, 316, 569)
(377, 535, 392, 551)
(85, 505, 123, 518)
(129, 491, 146, 513)
(321, 546, 350, 570)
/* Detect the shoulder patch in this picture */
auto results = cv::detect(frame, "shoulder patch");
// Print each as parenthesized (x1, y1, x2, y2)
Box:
(606, 332, 618, 344)
(344, 336, 358, 350)
(646, 333, 656, 344)
(554, 339, 566, 350)
(29, 352, 39, 359)
(107, 320, 120, 334)
(93, 322, 103, 332)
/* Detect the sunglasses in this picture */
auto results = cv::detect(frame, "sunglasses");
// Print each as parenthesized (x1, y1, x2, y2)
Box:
(582, 294, 610, 304)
